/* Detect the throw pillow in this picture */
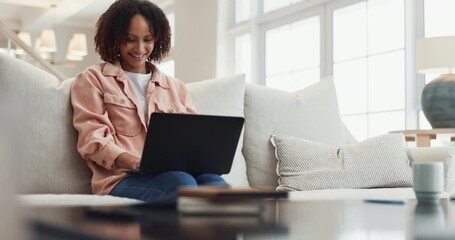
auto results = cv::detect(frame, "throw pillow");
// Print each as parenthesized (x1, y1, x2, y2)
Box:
(243, 77, 354, 189)
(186, 74, 248, 187)
(0, 53, 91, 194)
(271, 133, 413, 191)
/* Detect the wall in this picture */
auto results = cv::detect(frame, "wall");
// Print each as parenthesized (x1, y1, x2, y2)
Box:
(173, 0, 218, 83)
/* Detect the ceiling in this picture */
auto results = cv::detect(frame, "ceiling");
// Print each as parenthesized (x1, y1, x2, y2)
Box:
(0, 0, 170, 31)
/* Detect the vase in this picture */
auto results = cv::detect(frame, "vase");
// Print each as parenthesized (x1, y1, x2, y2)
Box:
(421, 74, 455, 128)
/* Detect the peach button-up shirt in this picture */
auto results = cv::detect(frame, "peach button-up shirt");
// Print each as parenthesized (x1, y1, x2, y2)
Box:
(71, 61, 197, 195)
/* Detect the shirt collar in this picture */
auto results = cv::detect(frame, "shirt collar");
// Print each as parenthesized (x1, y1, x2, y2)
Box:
(102, 61, 169, 89)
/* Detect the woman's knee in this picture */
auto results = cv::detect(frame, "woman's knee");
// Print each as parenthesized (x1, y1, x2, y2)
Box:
(196, 173, 228, 186)
(158, 171, 197, 186)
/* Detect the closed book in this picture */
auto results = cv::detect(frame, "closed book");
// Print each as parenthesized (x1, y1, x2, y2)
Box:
(177, 187, 287, 215)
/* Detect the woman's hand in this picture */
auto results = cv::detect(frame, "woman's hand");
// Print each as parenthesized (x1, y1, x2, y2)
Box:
(114, 152, 140, 170)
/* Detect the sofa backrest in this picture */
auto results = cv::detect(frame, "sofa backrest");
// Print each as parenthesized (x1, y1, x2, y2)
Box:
(0, 53, 250, 194)
(0, 52, 356, 193)
(0, 53, 92, 194)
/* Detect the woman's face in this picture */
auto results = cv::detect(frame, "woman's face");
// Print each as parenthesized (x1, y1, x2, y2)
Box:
(119, 14, 155, 74)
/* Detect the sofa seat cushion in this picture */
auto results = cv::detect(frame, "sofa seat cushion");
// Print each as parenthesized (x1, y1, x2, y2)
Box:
(288, 188, 449, 201)
(18, 194, 143, 206)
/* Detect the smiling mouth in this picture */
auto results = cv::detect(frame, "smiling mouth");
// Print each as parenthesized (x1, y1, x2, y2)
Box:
(129, 53, 147, 59)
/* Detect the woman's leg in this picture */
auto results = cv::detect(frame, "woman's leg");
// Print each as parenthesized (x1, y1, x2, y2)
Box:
(195, 174, 229, 186)
(110, 171, 197, 203)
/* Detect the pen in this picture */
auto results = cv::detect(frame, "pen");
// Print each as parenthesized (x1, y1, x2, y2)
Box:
(364, 199, 406, 205)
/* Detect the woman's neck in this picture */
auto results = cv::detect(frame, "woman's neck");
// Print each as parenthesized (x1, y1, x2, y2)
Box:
(120, 62, 149, 74)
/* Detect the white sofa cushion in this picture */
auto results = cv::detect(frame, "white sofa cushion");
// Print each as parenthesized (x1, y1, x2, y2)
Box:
(18, 194, 142, 206)
(243, 77, 351, 189)
(186, 75, 248, 187)
(271, 133, 413, 191)
(0, 53, 91, 194)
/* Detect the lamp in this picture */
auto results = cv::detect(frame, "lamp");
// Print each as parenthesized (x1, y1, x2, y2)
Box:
(417, 36, 455, 128)
(15, 32, 32, 55)
(39, 29, 57, 53)
(34, 38, 50, 60)
(66, 33, 87, 61)
(29, 32, 88, 63)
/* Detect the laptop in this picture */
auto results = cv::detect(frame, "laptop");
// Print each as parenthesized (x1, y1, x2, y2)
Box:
(128, 112, 244, 176)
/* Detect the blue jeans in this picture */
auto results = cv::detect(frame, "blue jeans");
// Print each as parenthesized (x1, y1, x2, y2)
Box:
(110, 171, 228, 203)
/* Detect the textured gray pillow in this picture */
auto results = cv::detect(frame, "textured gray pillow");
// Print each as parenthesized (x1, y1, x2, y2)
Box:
(271, 133, 413, 191)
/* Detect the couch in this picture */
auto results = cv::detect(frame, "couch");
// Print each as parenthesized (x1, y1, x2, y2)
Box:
(0, 53, 454, 206)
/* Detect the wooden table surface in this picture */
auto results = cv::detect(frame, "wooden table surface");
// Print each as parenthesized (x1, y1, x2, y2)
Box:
(390, 128, 455, 147)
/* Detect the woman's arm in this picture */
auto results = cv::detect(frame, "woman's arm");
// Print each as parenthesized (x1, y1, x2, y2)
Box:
(71, 71, 128, 170)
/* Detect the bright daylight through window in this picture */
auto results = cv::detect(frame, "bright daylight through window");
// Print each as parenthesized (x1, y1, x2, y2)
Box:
(231, 0, 455, 141)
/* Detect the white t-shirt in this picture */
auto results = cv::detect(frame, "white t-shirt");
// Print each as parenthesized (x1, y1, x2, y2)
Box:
(124, 71, 152, 120)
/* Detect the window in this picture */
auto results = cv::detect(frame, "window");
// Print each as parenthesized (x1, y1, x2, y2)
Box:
(265, 16, 320, 91)
(263, 0, 304, 13)
(158, 60, 175, 77)
(235, 0, 251, 23)
(167, 12, 175, 47)
(234, 34, 252, 82)
(227, 0, 450, 141)
(333, 0, 405, 140)
(159, 11, 175, 77)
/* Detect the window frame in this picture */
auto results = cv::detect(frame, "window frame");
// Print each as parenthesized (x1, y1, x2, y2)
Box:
(225, 0, 430, 135)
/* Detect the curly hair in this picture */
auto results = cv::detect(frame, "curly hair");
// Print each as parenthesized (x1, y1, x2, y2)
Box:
(94, 0, 171, 63)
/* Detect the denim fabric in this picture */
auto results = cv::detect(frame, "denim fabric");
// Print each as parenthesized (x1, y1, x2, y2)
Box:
(110, 171, 228, 203)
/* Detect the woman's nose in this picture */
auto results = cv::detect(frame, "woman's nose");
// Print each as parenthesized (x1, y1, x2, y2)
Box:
(135, 41, 145, 53)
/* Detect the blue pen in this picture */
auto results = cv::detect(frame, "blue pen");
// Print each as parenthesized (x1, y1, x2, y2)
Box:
(364, 199, 406, 205)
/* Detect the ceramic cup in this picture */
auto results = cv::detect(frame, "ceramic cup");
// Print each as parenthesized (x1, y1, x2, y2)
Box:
(412, 162, 444, 202)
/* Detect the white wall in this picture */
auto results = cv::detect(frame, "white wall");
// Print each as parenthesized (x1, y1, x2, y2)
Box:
(173, 0, 218, 83)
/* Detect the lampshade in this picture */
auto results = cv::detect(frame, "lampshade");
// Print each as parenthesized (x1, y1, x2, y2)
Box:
(39, 29, 57, 53)
(15, 31, 32, 55)
(34, 38, 50, 60)
(66, 33, 87, 60)
(417, 36, 455, 74)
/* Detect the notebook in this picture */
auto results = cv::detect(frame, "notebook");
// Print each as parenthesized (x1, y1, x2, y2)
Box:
(127, 112, 244, 176)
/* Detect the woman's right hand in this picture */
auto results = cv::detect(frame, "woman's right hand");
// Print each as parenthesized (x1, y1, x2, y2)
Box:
(114, 152, 140, 170)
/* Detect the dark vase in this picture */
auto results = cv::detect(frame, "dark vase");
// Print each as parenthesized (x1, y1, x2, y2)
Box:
(421, 74, 455, 128)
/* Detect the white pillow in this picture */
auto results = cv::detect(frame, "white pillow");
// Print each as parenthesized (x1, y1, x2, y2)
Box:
(271, 133, 413, 191)
(186, 74, 249, 187)
(0, 53, 92, 194)
(243, 77, 352, 189)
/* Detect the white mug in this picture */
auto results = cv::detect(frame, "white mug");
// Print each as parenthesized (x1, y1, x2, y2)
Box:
(412, 162, 444, 202)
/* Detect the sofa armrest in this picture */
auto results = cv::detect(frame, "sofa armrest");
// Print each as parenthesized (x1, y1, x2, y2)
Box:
(406, 147, 455, 194)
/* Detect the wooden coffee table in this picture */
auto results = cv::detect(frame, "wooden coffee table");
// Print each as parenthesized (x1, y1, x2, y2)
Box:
(23, 199, 455, 239)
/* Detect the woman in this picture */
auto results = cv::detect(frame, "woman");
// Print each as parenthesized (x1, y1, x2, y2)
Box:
(71, 0, 227, 203)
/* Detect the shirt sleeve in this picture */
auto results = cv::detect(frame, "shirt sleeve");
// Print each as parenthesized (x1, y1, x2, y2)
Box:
(71, 71, 126, 170)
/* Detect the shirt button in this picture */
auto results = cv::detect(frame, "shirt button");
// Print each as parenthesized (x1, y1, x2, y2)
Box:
(119, 99, 126, 105)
